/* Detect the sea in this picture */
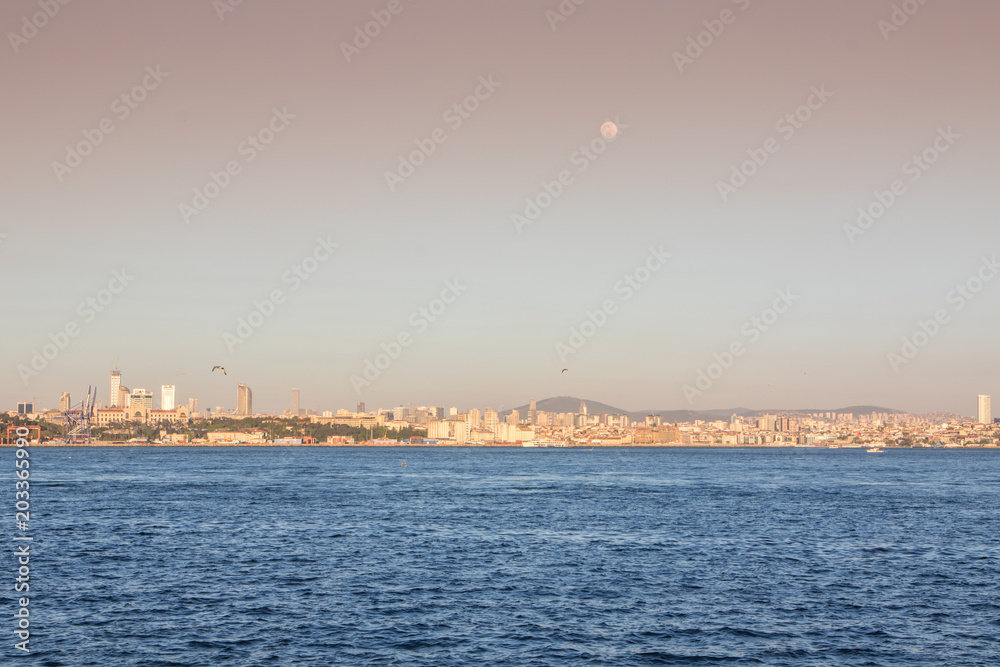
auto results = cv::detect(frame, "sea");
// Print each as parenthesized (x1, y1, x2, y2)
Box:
(11, 446, 1000, 666)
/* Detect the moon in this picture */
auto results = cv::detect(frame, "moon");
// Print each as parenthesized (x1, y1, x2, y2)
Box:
(600, 121, 618, 139)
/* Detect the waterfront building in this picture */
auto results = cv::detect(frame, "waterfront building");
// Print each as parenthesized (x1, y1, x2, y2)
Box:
(311, 412, 383, 429)
(95, 408, 127, 426)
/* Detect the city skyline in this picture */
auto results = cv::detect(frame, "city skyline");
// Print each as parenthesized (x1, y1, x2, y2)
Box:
(10, 365, 994, 422)
(3, 1, 999, 415)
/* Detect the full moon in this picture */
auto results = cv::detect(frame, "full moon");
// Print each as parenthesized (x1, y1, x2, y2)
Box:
(600, 121, 618, 139)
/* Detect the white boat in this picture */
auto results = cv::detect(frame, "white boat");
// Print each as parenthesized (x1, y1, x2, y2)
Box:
(867, 447, 884, 453)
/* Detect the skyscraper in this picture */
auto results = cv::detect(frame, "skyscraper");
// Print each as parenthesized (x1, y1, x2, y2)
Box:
(978, 395, 991, 425)
(292, 388, 300, 415)
(188, 398, 198, 414)
(110, 370, 121, 407)
(161, 385, 175, 411)
(59, 392, 71, 412)
(237, 384, 252, 416)
(357, 401, 366, 414)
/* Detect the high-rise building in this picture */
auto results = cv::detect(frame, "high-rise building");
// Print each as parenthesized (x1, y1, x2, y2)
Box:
(110, 370, 121, 407)
(484, 409, 499, 433)
(758, 414, 778, 431)
(130, 389, 153, 410)
(59, 392, 71, 412)
(119, 386, 131, 408)
(357, 401, 366, 414)
(393, 406, 408, 421)
(237, 384, 252, 416)
(161, 385, 175, 411)
(292, 388, 300, 415)
(468, 408, 481, 429)
(188, 398, 198, 414)
(978, 395, 991, 425)
(579, 400, 587, 416)
(506, 409, 519, 425)
(17, 402, 33, 415)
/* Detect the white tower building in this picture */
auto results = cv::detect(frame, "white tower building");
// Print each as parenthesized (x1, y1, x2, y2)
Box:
(978, 395, 991, 425)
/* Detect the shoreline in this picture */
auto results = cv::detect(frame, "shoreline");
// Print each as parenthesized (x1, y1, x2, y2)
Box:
(4, 442, 998, 449)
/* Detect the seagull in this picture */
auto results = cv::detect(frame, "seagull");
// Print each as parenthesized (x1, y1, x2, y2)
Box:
(561, 368, 569, 373)
(212, 366, 227, 375)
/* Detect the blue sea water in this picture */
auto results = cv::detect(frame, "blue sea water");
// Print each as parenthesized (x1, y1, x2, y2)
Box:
(9, 446, 1000, 666)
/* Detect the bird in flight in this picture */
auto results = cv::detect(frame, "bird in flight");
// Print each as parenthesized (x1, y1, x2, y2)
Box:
(561, 368, 569, 373)
(212, 366, 227, 375)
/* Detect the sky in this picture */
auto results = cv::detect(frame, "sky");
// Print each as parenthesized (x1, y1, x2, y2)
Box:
(2, 0, 998, 416)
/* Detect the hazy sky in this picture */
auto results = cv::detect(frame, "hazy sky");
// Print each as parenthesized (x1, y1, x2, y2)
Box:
(3, 0, 998, 416)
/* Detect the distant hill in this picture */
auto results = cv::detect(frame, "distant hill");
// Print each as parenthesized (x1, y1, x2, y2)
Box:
(500, 397, 904, 422)
(501, 396, 625, 417)
(743, 405, 905, 417)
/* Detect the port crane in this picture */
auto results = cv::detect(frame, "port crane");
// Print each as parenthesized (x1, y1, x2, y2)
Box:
(64, 385, 97, 444)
